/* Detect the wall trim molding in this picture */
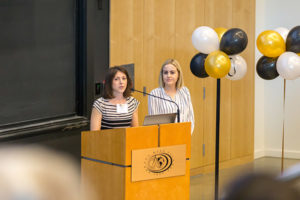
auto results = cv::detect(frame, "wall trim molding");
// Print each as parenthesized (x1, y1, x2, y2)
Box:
(0, 116, 88, 141)
(254, 149, 265, 159)
(263, 148, 300, 159)
(190, 155, 253, 176)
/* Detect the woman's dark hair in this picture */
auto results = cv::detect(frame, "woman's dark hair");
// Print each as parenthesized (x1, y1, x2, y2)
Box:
(102, 66, 133, 99)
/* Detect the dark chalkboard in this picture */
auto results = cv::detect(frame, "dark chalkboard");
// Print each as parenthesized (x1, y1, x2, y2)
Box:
(0, 0, 76, 126)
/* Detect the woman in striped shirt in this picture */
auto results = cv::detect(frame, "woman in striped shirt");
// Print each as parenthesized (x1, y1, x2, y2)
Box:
(90, 66, 139, 131)
(148, 59, 195, 134)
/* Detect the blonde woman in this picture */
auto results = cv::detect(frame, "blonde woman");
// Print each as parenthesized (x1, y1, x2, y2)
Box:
(148, 59, 195, 134)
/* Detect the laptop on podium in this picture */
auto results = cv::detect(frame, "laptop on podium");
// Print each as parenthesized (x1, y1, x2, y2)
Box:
(143, 113, 177, 126)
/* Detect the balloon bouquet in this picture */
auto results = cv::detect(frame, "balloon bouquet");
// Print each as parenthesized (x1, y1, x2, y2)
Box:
(190, 26, 248, 200)
(256, 26, 300, 80)
(190, 26, 248, 80)
(256, 26, 300, 173)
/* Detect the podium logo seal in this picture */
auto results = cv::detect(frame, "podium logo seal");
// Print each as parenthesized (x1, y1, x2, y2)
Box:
(131, 144, 186, 182)
(145, 152, 173, 173)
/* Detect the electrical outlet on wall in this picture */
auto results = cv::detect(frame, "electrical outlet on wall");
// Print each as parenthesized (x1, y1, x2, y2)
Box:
(95, 82, 104, 96)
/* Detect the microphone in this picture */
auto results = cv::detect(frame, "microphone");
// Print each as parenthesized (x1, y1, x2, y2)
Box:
(131, 88, 180, 123)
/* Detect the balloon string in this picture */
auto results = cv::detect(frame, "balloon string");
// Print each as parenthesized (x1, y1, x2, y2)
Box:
(281, 79, 286, 174)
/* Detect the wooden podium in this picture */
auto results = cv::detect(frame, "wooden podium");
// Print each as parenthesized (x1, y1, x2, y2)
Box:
(81, 122, 191, 200)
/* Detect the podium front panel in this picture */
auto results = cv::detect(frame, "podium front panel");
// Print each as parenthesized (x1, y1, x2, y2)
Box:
(81, 123, 191, 200)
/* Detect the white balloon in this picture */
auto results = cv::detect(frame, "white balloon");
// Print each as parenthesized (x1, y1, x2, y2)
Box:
(274, 27, 289, 42)
(276, 52, 300, 80)
(191, 26, 219, 54)
(225, 55, 247, 80)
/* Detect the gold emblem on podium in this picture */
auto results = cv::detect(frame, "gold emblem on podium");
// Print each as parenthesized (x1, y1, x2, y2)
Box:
(144, 151, 173, 174)
(132, 144, 186, 182)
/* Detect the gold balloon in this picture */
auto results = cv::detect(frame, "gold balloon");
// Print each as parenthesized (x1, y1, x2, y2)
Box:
(256, 30, 285, 57)
(298, 53, 300, 56)
(204, 50, 231, 78)
(214, 27, 227, 41)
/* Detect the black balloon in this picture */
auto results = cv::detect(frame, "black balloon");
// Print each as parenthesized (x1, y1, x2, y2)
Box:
(256, 56, 279, 80)
(286, 26, 300, 53)
(190, 53, 209, 78)
(220, 28, 248, 55)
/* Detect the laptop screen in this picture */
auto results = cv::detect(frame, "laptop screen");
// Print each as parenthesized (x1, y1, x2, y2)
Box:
(143, 113, 177, 126)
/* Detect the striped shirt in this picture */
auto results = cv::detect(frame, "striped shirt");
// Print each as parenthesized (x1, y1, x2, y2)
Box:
(148, 87, 195, 134)
(93, 96, 140, 130)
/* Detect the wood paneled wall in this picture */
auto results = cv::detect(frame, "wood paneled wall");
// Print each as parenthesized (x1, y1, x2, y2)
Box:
(110, 0, 255, 171)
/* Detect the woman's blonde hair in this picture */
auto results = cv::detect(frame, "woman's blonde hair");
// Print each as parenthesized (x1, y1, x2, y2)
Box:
(159, 59, 184, 88)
